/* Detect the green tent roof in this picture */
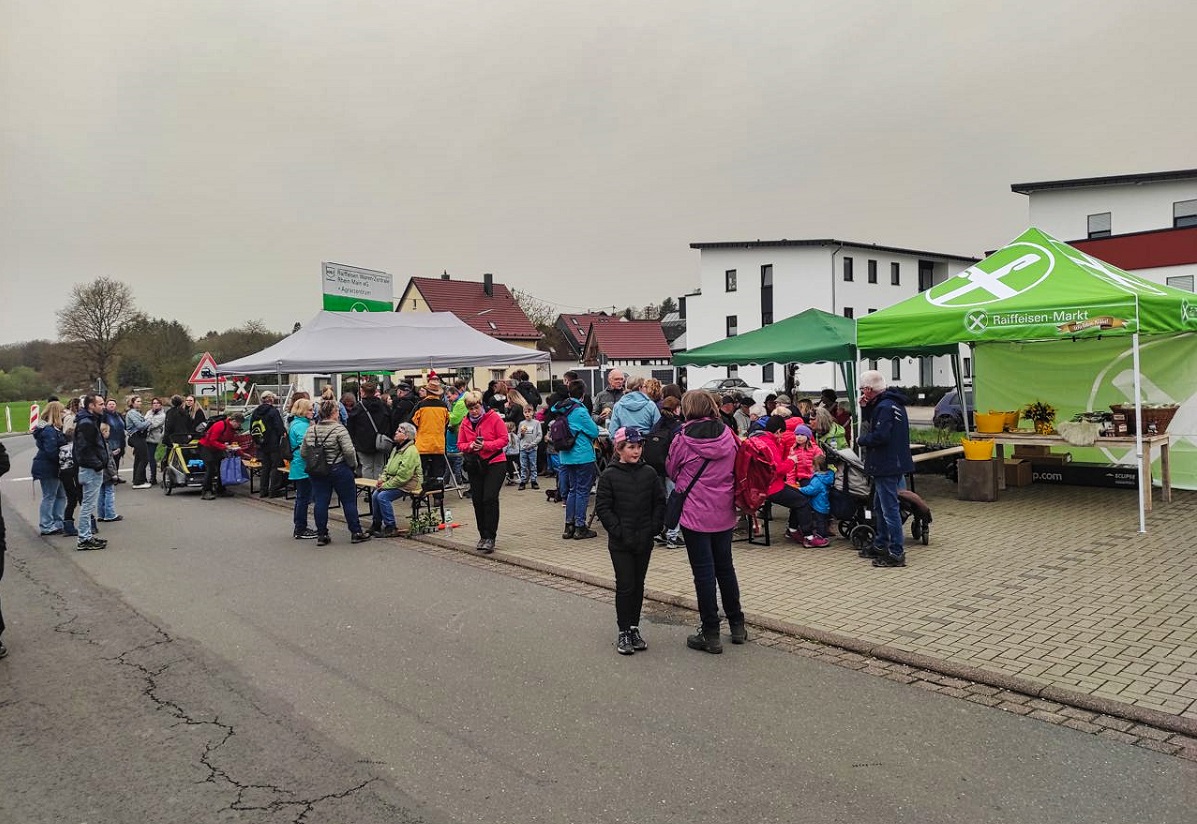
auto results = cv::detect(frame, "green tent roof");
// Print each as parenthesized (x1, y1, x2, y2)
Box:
(857, 227, 1197, 351)
(673, 308, 859, 367)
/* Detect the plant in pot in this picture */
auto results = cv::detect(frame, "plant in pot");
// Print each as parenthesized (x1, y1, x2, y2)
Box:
(1022, 400, 1058, 435)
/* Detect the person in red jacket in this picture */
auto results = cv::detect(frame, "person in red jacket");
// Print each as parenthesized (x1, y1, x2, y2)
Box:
(198, 413, 244, 500)
(458, 391, 509, 554)
(761, 417, 827, 547)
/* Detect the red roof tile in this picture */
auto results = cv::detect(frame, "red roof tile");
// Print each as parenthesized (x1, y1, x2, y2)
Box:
(405, 277, 540, 340)
(586, 320, 673, 360)
(558, 313, 617, 347)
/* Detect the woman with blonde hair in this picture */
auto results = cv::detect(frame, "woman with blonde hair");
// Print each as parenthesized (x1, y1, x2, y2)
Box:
(458, 390, 510, 553)
(125, 394, 153, 489)
(287, 397, 317, 539)
(301, 399, 367, 546)
(642, 377, 663, 404)
(32, 401, 69, 535)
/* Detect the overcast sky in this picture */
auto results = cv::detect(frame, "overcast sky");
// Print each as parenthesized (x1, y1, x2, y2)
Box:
(2, 0, 1194, 347)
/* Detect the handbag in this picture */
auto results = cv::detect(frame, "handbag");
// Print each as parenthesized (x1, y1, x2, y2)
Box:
(363, 405, 394, 453)
(220, 454, 249, 486)
(664, 458, 711, 531)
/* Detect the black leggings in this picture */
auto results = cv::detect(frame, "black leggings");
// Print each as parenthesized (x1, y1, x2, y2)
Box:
(469, 460, 506, 540)
(609, 548, 652, 631)
(62, 467, 80, 520)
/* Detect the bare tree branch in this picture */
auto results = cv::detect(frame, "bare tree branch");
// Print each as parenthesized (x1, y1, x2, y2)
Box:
(56, 277, 146, 388)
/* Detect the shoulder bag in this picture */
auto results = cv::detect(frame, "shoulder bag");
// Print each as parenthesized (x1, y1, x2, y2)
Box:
(664, 458, 711, 531)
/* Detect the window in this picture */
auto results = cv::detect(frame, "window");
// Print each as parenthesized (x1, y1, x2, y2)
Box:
(1088, 212, 1111, 239)
(918, 260, 934, 292)
(1167, 274, 1194, 292)
(728, 365, 738, 379)
(963, 357, 972, 378)
(762, 364, 775, 383)
(868, 308, 877, 314)
(891, 262, 900, 285)
(842, 307, 854, 319)
(1175, 199, 1197, 229)
(868, 359, 879, 371)
(891, 359, 901, 381)
(867, 259, 878, 283)
(760, 264, 774, 326)
(725, 269, 737, 292)
(843, 257, 854, 282)
(726, 315, 738, 337)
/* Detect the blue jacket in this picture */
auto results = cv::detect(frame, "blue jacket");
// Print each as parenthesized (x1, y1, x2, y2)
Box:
(288, 417, 311, 479)
(857, 389, 915, 477)
(553, 398, 600, 466)
(608, 391, 661, 439)
(104, 409, 127, 451)
(32, 423, 66, 480)
(798, 469, 835, 515)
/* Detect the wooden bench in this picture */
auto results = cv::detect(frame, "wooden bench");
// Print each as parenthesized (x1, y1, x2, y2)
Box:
(241, 458, 263, 494)
(907, 445, 964, 492)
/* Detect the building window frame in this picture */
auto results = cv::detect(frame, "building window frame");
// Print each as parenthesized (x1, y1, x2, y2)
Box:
(1166, 274, 1194, 292)
(842, 307, 854, 319)
(843, 256, 854, 282)
(1175, 199, 1197, 229)
(761, 363, 775, 384)
(725, 269, 737, 292)
(891, 358, 901, 382)
(1087, 212, 1112, 239)
(726, 315, 738, 337)
(867, 259, 878, 284)
(891, 261, 900, 285)
(760, 264, 774, 326)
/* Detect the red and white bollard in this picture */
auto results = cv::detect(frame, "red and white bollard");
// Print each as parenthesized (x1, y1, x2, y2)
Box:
(29, 403, 40, 431)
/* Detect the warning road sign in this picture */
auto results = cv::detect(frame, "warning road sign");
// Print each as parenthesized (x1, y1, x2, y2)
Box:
(189, 352, 219, 384)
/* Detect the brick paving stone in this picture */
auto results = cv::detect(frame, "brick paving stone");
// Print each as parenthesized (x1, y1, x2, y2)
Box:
(1062, 718, 1104, 735)
(1029, 709, 1067, 724)
(997, 701, 1034, 716)
(1130, 724, 1174, 742)
(1097, 729, 1140, 745)
(1136, 739, 1183, 756)
(1094, 715, 1137, 732)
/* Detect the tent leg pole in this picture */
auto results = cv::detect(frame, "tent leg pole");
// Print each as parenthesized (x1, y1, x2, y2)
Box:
(1133, 333, 1146, 535)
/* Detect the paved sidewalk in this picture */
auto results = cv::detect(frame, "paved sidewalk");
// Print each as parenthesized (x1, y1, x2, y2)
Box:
(417, 474, 1197, 731)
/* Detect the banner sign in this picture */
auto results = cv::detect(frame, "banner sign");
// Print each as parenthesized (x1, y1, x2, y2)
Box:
(322, 262, 393, 312)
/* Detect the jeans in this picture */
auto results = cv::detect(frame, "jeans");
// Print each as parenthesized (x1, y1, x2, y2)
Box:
(130, 434, 150, 485)
(562, 462, 596, 527)
(663, 478, 680, 542)
(371, 487, 414, 528)
(681, 527, 743, 632)
(518, 449, 537, 484)
(292, 477, 313, 534)
(872, 474, 905, 558)
(468, 459, 505, 540)
(76, 468, 103, 540)
(766, 485, 815, 534)
(609, 548, 653, 631)
(99, 483, 117, 520)
(38, 478, 66, 532)
(311, 462, 362, 536)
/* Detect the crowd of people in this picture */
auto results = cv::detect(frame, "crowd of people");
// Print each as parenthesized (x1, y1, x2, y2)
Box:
(24, 367, 911, 655)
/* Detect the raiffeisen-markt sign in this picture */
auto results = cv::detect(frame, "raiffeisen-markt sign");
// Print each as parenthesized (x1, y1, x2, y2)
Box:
(322, 262, 393, 312)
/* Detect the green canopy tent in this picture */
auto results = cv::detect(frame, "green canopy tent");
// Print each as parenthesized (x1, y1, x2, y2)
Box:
(857, 227, 1197, 532)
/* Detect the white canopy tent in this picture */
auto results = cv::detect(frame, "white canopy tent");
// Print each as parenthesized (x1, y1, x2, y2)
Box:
(217, 311, 548, 374)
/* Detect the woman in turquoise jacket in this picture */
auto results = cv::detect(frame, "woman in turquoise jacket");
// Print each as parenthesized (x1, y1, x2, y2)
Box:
(288, 398, 316, 539)
(553, 380, 601, 539)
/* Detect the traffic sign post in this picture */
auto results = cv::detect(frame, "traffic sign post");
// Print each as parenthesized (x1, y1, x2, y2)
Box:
(189, 352, 220, 384)
(29, 403, 40, 431)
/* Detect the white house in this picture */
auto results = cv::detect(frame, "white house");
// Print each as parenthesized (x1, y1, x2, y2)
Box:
(1012, 168, 1197, 292)
(683, 239, 978, 395)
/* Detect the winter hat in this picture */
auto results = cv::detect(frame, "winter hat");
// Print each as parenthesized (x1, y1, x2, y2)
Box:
(793, 424, 814, 440)
(613, 426, 643, 447)
(425, 382, 444, 397)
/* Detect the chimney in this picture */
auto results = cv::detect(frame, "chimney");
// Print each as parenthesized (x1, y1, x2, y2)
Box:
(483, 272, 493, 297)
(441, 270, 450, 280)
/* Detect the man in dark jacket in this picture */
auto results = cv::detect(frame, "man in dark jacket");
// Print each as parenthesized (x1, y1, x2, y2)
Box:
(72, 395, 109, 551)
(856, 370, 915, 568)
(249, 391, 287, 497)
(390, 383, 417, 429)
(347, 381, 392, 479)
(718, 395, 739, 432)
(510, 369, 542, 411)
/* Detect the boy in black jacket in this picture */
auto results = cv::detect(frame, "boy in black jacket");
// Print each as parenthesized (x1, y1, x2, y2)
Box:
(595, 426, 665, 656)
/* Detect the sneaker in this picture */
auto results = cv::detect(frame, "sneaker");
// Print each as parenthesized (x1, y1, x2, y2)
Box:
(858, 545, 881, 559)
(628, 627, 648, 651)
(518, 483, 526, 491)
(40, 529, 64, 536)
(350, 532, 371, 544)
(785, 528, 802, 542)
(201, 491, 216, 501)
(872, 553, 907, 568)
(654, 533, 667, 545)
(475, 538, 487, 551)
(480, 538, 495, 554)
(572, 526, 598, 540)
(664, 536, 683, 550)
(76, 538, 107, 551)
(294, 528, 318, 540)
(803, 535, 830, 548)
(531, 483, 539, 490)
(97, 515, 123, 522)
(132, 483, 152, 490)
(729, 623, 749, 644)
(316, 534, 331, 546)
(562, 523, 575, 540)
(616, 631, 636, 655)
(686, 626, 723, 654)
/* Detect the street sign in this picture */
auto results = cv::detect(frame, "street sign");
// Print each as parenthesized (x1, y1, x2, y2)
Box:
(195, 384, 218, 397)
(322, 262, 393, 312)
(189, 352, 220, 384)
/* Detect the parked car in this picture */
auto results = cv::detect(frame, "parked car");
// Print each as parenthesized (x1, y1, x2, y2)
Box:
(933, 388, 974, 431)
(698, 378, 761, 399)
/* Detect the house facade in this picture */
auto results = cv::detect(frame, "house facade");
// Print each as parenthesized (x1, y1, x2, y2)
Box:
(1012, 168, 1197, 293)
(684, 239, 978, 395)
(396, 272, 543, 389)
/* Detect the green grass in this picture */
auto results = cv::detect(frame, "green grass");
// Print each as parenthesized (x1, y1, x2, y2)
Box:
(1, 401, 36, 433)
(910, 425, 965, 446)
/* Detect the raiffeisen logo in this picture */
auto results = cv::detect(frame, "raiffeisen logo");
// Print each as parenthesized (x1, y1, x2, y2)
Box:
(927, 243, 1054, 308)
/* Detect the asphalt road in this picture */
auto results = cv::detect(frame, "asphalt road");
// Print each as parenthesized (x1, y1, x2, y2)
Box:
(2, 434, 1194, 823)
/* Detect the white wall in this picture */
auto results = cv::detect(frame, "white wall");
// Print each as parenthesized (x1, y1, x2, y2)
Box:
(684, 243, 973, 393)
(1027, 179, 1197, 239)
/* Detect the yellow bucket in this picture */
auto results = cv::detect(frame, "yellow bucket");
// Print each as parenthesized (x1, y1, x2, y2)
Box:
(1001, 410, 1020, 431)
(961, 439, 995, 461)
(974, 412, 1006, 434)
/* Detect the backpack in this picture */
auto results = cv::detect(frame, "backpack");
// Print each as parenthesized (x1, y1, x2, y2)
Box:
(195, 414, 225, 435)
(548, 403, 577, 452)
(59, 442, 75, 472)
(642, 416, 678, 474)
(733, 433, 777, 515)
(248, 412, 267, 445)
(303, 429, 334, 477)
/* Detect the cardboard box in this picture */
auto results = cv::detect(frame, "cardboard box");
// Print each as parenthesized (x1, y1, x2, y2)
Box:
(1030, 462, 1139, 489)
(1003, 459, 1032, 487)
(1012, 445, 1050, 457)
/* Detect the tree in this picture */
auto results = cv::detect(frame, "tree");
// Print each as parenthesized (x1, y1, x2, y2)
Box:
(511, 289, 556, 330)
(658, 296, 678, 317)
(56, 277, 146, 389)
(117, 357, 154, 389)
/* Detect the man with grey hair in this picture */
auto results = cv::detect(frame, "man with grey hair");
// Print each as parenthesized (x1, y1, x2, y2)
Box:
(593, 369, 626, 426)
(249, 391, 287, 498)
(367, 422, 423, 538)
(855, 370, 914, 568)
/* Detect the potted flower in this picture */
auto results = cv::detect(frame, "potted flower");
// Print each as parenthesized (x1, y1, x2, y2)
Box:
(1022, 400, 1057, 435)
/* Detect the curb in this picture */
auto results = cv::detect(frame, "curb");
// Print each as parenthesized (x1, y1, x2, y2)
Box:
(414, 531, 1197, 740)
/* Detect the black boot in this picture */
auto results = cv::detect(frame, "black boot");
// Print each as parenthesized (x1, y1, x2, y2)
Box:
(686, 626, 723, 654)
(562, 523, 575, 539)
(729, 622, 749, 644)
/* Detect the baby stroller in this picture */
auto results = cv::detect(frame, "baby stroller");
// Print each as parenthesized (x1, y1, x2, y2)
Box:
(161, 433, 208, 495)
(823, 442, 932, 551)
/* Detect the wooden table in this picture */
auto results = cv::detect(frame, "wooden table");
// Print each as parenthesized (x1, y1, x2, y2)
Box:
(966, 432, 1171, 511)
(354, 477, 377, 517)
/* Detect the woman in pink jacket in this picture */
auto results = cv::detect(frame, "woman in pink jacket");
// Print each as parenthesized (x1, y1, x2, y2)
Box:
(458, 391, 509, 554)
(666, 391, 745, 654)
